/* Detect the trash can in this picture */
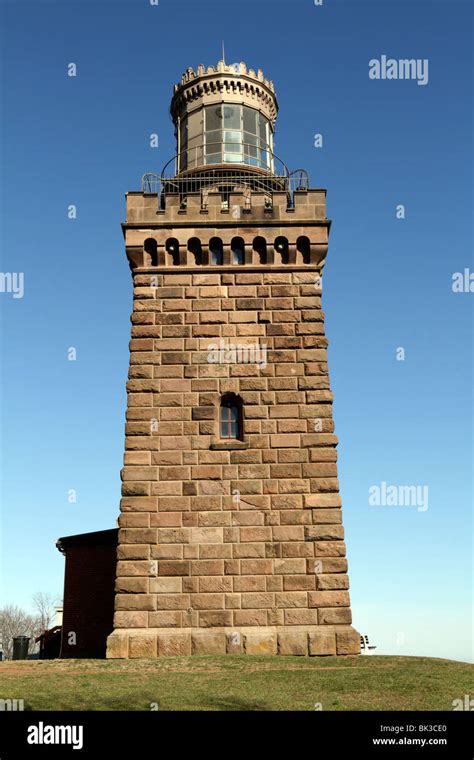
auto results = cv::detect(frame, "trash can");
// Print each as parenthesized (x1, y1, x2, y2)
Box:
(12, 636, 30, 660)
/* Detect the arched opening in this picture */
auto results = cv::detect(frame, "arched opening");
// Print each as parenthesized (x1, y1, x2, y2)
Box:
(210, 237, 223, 265)
(220, 393, 243, 440)
(297, 236, 311, 264)
(188, 237, 203, 265)
(165, 238, 180, 266)
(144, 238, 158, 266)
(274, 236, 289, 264)
(231, 237, 245, 265)
(253, 236, 267, 265)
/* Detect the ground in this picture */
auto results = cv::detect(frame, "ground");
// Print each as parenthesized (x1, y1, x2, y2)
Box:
(1, 655, 472, 711)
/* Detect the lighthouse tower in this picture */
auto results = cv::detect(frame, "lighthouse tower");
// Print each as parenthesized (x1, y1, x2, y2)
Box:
(106, 60, 360, 658)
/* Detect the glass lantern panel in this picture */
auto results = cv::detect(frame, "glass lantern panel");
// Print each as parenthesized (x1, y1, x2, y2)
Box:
(223, 105, 241, 129)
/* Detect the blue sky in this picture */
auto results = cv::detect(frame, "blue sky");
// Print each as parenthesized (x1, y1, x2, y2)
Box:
(0, 0, 472, 663)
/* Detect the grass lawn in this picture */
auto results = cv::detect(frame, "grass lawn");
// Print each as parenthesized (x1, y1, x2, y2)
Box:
(0, 655, 472, 711)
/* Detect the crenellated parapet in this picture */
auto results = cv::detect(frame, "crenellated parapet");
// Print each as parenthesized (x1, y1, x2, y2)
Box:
(171, 60, 277, 126)
(176, 61, 275, 92)
(123, 187, 330, 271)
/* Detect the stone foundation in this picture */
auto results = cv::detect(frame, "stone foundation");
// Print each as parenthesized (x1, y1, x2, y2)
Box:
(106, 625, 360, 658)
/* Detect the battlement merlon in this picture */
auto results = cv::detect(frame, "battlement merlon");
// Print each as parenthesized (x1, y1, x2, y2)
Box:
(122, 189, 330, 271)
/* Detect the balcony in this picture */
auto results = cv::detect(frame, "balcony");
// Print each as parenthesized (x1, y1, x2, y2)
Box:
(141, 145, 309, 211)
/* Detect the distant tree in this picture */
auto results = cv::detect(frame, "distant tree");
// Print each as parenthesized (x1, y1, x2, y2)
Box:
(0, 594, 61, 659)
(0, 605, 36, 660)
(31, 592, 57, 635)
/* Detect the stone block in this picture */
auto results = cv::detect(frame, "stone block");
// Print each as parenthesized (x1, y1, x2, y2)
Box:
(158, 632, 192, 656)
(278, 632, 308, 656)
(192, 593, 225, 610)
(241, 592, 274, 609)
(155, 594, 190, 610)
(192, 632, 226, 655)
(233, 610, 267, 626)
(115, 577, 149, 594)
(199, 610, 232, 627)
(226, 631, 243, 654)
(129, 634, 157, 658)
(115, 594, 156, 611)
(308, 630, 336, 656)
(199, 576, 233, 593)
(275, 591, 307, 608)
(233, 576, 266, 592)
(284, 609, 318, 625)
(318, 608, 352, 625)
(243, 632, 277, 655)
(305, 525, 345, 541)
(317, 574, 349, 590)
(106, 632, 129, 659)
(336, 629, 361, 655)
(308, 591, 350, 608)
(149, 611, 182, 627)
(113, 611, 148, 628)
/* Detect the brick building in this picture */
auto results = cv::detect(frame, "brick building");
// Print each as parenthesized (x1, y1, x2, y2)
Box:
(106, 59, 360, 658)
(57, 529, 117, 658)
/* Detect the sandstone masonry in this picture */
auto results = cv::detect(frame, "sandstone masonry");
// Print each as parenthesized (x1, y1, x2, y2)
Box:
(106, 60, 360, 658)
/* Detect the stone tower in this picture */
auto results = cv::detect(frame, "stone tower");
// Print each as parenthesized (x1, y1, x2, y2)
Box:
(106, 60, 360, 659)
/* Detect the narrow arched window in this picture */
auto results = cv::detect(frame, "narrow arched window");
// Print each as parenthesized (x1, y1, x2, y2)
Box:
(210, 237, 223, 265)
(166, 238, 180, 266)
(231, 237, 245, 265)
(220, 394, 243, 440)
(253, 236, 267, 264)
(144, 238, 158, 266)
(188, 237, 203, 265)
(275, 236, 289, 264)
(297, 236, 311, 264)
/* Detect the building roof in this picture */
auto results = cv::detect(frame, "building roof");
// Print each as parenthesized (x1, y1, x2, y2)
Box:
(55, 528, 118, 553)
(35, 626, 62, 643)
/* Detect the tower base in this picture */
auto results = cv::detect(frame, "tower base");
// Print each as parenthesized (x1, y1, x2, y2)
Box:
(106, 625, 360, 658)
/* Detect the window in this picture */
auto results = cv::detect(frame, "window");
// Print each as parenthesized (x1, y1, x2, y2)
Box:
(207, 105, 224, 131)
(223, 105, 240, 129)
(253, 236, 267, 264)
(258, 114, 268, 168)
(202, 105, 274, 170)
(210, 238, 223, 265)
(144, 238, 158, 266)
(297, 236, 311, 264)
(243, 107, 257, 134)
(188, 237, 203, 265)
(231, 237, 245, 265)
(205, 107, 224, 164)
(166, 238, 180, 266)
(220, 394, 243, 439)
(179, 105, 275, 171)
(179, 120, 187, 171)
(187, 110, 203, 168)
(275, 236, 289, 264)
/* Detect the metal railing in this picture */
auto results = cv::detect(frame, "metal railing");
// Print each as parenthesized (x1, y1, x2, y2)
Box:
(141, 145, 309, 210)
